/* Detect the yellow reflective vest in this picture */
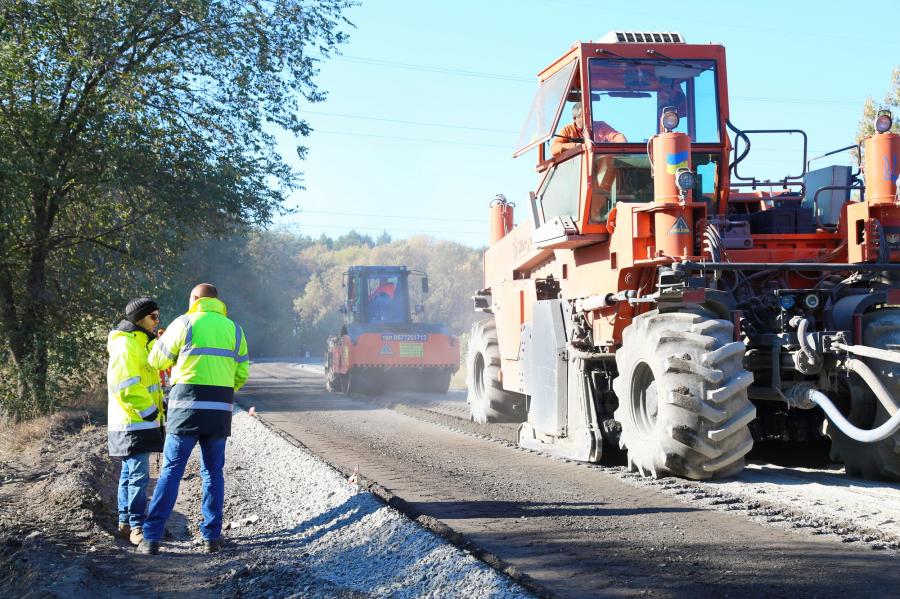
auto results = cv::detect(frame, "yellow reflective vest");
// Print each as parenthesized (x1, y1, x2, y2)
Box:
(107, 322, 165, 456)
(148, 297, 249, 436)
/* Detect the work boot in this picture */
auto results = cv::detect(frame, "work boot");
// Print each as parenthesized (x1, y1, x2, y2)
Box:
(129, 527, 144, 546)
(137, 539, 160, 555)
(117, 523, 131, 540)
(204, 538, 224, 553)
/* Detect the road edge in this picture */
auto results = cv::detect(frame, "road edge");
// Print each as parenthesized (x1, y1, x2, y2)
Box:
(234, 398, 552, 599)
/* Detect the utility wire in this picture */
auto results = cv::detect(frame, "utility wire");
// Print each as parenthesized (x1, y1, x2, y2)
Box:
(297, 210, 486, 223)
(313, 129, 510, 149)
(302, 109, 518, 134)
(330, 50, 867, 107)
(334, 55, 533, 83)
(286, 223, 486, 236)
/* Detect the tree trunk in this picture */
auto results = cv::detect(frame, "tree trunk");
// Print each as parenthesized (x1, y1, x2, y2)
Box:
(0, 192, 54, 421)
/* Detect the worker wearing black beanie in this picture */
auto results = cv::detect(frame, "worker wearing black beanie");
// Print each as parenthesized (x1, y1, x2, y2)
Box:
(126, 297, 160, 325)
(107, 296, 165, 546)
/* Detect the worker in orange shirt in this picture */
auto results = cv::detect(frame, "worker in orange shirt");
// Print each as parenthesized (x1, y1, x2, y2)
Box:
(551, 103, 626, 156)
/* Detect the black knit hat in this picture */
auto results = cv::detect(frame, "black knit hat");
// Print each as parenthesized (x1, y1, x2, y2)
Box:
(125, 297, 159, 324)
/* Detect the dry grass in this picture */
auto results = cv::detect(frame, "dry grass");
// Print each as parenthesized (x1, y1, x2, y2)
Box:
(0, 388, 104, 455)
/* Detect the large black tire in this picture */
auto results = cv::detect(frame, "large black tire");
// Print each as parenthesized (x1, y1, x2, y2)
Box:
(827, 309, 900, 481)
(466, 319, 526, 423)
(612, 309, 756, 479)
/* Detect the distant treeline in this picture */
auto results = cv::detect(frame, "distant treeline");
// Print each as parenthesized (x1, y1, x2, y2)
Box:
(157, 230, 485, 358)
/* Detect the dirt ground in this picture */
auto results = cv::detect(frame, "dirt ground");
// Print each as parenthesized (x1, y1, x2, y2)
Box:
(0, 410, 217, 598)
(0, 405, 528, 599)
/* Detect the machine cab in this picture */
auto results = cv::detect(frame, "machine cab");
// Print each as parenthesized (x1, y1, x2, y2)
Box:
(344, 265, 430, 325)
(513, 32, 730, 235)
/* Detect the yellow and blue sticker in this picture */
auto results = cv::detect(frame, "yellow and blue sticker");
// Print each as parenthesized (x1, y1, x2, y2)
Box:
(668, 216, 691, 235)
(666, 151, 688, 175)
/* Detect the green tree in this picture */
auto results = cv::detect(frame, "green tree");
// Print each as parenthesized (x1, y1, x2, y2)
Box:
(160, 230, 314, 357)
(0, 0, 353, 420)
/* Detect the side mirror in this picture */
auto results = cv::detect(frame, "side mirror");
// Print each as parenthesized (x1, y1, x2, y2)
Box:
(421, 277, 429, 294)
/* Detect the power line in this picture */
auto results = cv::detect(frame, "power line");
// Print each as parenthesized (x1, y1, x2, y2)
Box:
(330, 49, 868, 108)
(334, 55, 533, 83)
(285, 223, 486, 236)
(312, 129, 510, 149)
(302, 109, 517, 134)
(297, 210, 487, 223)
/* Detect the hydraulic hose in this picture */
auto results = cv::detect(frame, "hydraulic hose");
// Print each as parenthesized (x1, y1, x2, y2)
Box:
(788, 384, 900, 443)
(790, 316, 822, 374)
(846, 358, 900, 416)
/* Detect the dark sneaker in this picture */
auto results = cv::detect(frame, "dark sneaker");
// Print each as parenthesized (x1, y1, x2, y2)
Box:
(117, 523, 131, 540)
(204, 538, 224, 553)
(137, 539, 160, 555)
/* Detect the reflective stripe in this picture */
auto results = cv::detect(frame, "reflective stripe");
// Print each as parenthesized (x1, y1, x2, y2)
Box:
(235, 354, 250, 363)
(234, 323, 242, 354)
(180, 315, 193, 350)
(168, 400, 234, 412)
(182, 347, 236, 358)
(108, 420, 161, 432)
(139, 404, 159, 418)
(113, 376, 141, 392)
(147, 384, 161, 394)
(156, 341, 177, 361)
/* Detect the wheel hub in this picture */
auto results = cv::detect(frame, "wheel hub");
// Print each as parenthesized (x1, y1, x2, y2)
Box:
(631, 361, 658, 438)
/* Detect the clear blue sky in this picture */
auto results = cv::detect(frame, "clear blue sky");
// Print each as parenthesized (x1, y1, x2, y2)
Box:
(274, 0, 898, 246)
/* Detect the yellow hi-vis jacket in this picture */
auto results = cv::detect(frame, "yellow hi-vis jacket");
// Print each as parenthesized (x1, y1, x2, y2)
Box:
(106, 322, 165, 456)
(148, 297, 249, 436)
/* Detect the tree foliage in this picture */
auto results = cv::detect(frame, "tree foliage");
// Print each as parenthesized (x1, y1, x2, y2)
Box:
(0, 0, 353, 420)
(155, 230, 483, 361)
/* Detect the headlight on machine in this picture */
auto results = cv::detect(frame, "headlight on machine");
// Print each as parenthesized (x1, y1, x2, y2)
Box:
(675, 168, 696, 192)
(875, 110, 893, 134)
(661, 107, 680, 132)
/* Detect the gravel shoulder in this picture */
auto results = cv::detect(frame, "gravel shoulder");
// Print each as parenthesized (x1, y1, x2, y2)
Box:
(248, 361, 900, 598)
(0, 401, 530, 598)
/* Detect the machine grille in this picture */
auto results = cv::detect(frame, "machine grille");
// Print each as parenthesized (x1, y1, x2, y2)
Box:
(597, 31, 684, 44)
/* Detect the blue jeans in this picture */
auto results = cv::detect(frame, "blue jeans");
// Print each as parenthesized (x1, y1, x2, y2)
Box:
(142, 434, 227, 542)
(117, 453, 150, 528)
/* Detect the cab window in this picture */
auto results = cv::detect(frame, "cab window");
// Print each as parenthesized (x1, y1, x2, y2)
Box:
(587, 152, 721, 223)
(514, 60, 578, 157)
(539, 157, 581, 221)
(588, 58, 720, 144)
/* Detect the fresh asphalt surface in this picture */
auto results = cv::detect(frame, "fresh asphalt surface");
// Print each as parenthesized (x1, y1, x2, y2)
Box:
(238, 361, 900, 598)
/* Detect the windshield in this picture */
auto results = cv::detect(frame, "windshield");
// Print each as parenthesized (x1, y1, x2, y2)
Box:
(588, 152, 721, 222)
(514, 60, 578, 157)
(588, 58, 719, 144)
(365, 275, 407, 323)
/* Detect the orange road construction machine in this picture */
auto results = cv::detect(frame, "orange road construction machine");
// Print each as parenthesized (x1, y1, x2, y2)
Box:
(325, 265, 460, 394)
(467, 31, 900, 481)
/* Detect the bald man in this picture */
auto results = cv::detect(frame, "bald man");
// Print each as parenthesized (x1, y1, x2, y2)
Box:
(140, 283, 249, 555)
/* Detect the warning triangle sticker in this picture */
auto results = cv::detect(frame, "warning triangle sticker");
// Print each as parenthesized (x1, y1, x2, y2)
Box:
(668, 216, 690, 235)
(379, 343, 393, 355)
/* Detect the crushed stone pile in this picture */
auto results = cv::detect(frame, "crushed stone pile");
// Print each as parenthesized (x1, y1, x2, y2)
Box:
(216, 410, 531, 598)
